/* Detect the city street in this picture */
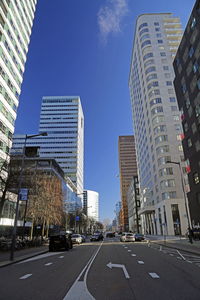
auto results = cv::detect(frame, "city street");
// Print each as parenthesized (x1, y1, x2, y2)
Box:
(0, 236, 200, 300)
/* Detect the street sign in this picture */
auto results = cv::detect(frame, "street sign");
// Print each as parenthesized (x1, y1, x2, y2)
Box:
(19, 188, 28, 201)
(76, 216, 80, 221)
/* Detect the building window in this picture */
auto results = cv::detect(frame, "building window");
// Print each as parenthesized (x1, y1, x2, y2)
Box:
(193, 61, 199, 73)
(191, 17, 196, 29)
(171, 106, 178, 112)
(155, 27, 160, 32)
(154, 22, 159, 26)
(181, 83, 187, 94)
(188, 46, 194, 58)
(139, 28, 149, 36)
(169, 97, 176, 102)
(146, 73, 157, 82)
(143, 52, 153, 61)
(150, 98, 162, 107)
(141, 40, 151, 48)
(158, 40, 163, 44)
(194, 172, 200, 184)
(139, 23, 148, 31)
(156, 33, 162, 38)
(151, 106, 163, 116)
(166, 81, 172, 86)
(145, 66, 156, 75)
(163, 66, 169, 70)
(162, 191, 176, 200)
(185, 97, 190, 109)
(187, 138, 192, 148)
(160, 52, 166, 56)
(197, 79, 200, 90)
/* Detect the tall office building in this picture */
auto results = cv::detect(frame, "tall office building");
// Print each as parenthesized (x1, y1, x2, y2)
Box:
(129, 13, 189, 236)
(12, 96, 84, 195)
(118, 135, 138, 231)
(83, 190, 99, 222)
(174, 0, 200, 227)
(0, 0, 37, 160)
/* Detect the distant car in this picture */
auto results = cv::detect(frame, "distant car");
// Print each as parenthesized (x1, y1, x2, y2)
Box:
(120, 233, 135, 242)
(81, 235, 86, 242)
(71, 234, 82, 244)
(49, 232, 72, 251)
(133, 233, 145, 241)
(90, 233, 104, 241)
(106, 232, 115, 238)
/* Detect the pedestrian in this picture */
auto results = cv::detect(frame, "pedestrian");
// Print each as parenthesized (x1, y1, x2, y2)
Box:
(188, 228, 193, 244)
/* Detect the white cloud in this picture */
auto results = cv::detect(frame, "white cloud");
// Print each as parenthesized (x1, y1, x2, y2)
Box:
(97, 0, 129, 43)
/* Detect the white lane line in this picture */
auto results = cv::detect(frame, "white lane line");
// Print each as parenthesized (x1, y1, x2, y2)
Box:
(45, 262, 53, 266)
(59, 256, 64, 258)
(63, 241, 103, 300)
(131, 254, 136, 257)
(177, 250, 186, 261)
(20, 274, 32, 280)
(149, 272, 159, 279)
(128, 250, 131, 252)
(124, 247, 128, 249)
(138, 261, 144, 264)
(186, 261, 192, 263)
(177, 257, 181, 259)
(17, 252, 64, 264)
(170, 254, 174, 256)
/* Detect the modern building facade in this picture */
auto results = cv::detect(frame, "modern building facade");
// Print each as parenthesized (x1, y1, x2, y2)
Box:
(127, 176, 141, 233)
(0, 0, 37, 159)
(83, 190, 99, 222)
(118, 135, 138, 231)
(174, 0, 200, 227)
(129, 13, 189, 236)
(11, 96, 84, 195)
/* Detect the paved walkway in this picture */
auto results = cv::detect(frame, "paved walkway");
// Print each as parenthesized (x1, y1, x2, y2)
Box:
(146, 235, 200, 255)
(0, 244, 49, 268)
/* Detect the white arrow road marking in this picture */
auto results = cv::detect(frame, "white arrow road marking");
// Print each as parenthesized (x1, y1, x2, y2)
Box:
(138, 261, 144, 264)
(45, 262, 53, 266)
(20, 274, 32, 280)
(63, 241, 103, 299)
(107, 262, 130, 279)
(149, 273, 159, 279)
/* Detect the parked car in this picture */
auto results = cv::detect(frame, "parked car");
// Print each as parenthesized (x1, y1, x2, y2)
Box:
(49, 232, 72, 251)
(133, 233, 145, 241)
(90, 233, 104, 241)
(120, 233, 135, 242)
(71, 234, 82, 244)
(106, 232, 115, 238)
(81, 235, 86, 242)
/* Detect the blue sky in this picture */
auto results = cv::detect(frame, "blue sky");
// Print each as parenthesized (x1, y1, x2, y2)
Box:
(15, 0, 195, 222)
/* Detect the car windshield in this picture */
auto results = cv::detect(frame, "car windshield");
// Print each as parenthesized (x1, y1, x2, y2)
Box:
(126, 234, 133, 237)
(72, 234, 80, 238)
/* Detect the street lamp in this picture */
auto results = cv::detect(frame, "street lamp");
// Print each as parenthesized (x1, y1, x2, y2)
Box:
(10, 132, 47, 261)
(166, 160, 191, 230)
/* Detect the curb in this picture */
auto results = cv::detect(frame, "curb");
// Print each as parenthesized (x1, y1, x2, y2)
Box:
(149, 240, 200, 256)
(0, 249, 49, 268)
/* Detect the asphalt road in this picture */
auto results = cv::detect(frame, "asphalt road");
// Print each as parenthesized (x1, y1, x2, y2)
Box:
(0, 237, 200, 300)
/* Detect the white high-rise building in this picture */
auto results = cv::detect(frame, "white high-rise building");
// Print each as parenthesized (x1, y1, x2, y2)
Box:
(83, 190, 99, 222)
(12, 96, 84, 195)
(129, 13, 189, 236)
(0, 0, 37, 159)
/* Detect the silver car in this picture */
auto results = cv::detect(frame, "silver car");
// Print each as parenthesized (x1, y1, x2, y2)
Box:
(71, 234, 82, 244)
(120, 233, 135, 242)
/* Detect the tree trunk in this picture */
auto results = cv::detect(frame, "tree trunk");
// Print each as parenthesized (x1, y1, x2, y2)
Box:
(30, 220, 34, 240)
(42, 220, 45, 237)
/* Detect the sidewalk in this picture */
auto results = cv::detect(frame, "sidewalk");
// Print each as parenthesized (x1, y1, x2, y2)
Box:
(146, 235, 200, 255)
(0, 245, 49, 268)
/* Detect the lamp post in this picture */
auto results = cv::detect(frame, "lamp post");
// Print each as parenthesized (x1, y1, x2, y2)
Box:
(166, 160, 191, 230)
(10, 132, 47, 261)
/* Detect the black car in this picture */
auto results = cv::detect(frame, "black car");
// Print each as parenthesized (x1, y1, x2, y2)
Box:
(49, 232, 73, 251)
(133, 233, 145, 241)
(90, 233, 104, 241)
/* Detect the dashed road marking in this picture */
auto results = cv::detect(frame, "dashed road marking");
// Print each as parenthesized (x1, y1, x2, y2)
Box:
(149, 272, 159, 279)
(170, 254, 174, 256)
(45, 262, 53, 266)
(59, 256, 64, 258)
(20, 274, 32, 280)
(131, 254, 136, 257)
(128, 250, 131, 252)
(138, 261, 144, 264)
